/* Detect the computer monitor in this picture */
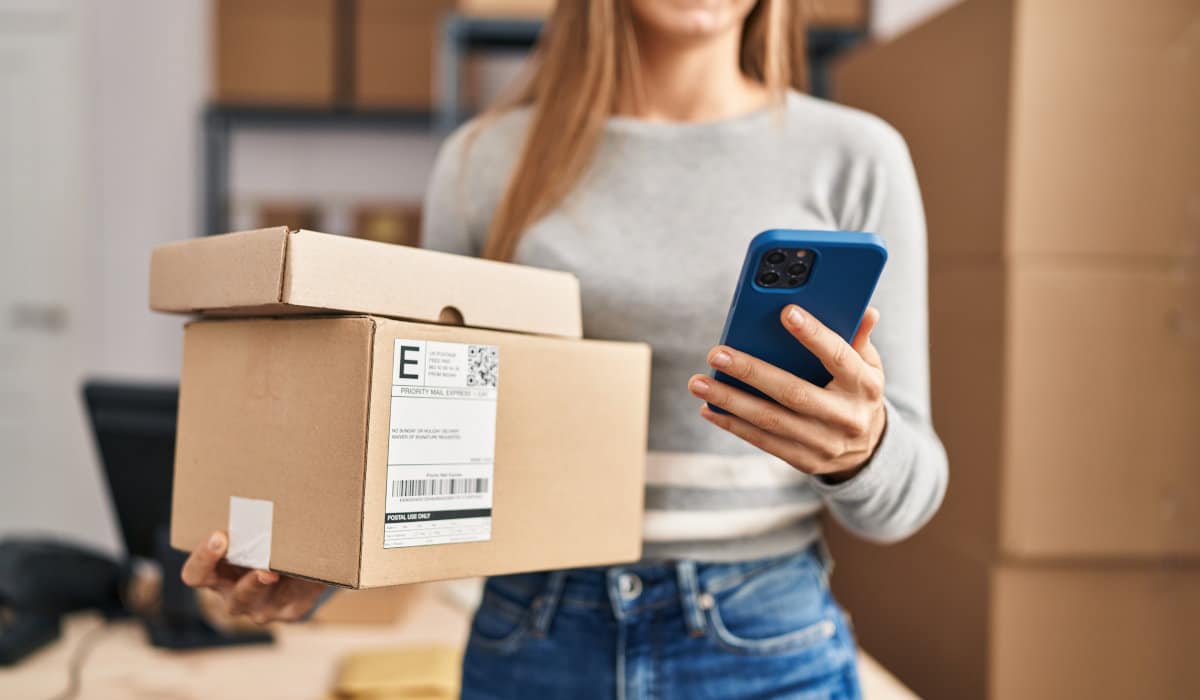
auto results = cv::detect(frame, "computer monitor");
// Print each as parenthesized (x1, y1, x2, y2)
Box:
(82, 380, 270, 649)
(82, 381, 178, 562)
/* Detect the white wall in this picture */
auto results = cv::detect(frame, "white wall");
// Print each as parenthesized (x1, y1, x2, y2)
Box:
(1, 0, 452, 554)
(81, 0, 207, 381)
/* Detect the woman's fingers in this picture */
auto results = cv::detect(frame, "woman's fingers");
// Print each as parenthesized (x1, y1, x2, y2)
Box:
(781, 305, 884, 399)
(699, 405, 828, 474)
(705, 347, 864, 433)
(181, 531, 233, 592)
(851, 307, 884, 370)
(688, 375, 845, 457)
(227, 570, 279, 619)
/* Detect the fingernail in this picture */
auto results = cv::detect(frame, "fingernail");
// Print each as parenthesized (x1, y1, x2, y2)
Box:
(208, 533, 224, 552)
(711, 351, 732, 369)
(691, 377, 710, 393)
(787, 306, 804, 325)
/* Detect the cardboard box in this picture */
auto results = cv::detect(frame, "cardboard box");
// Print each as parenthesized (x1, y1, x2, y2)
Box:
(170, 314, 650, 588)
(826, 530, 1200, 700)
(456, 0, 554, 18)
(149, 227, 582, 339)
(354, 203, 422, 247)
(922, 258, 1200, 560)
(311, 584, 419, 624)
(353, 0, 452, 109)
(833, 0, 1200, 260)
(798, 0, 867, 28)
(257, 201, 323, 232)
(213, 0, 341, 106)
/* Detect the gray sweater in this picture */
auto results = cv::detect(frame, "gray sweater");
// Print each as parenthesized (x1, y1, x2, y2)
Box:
(423, 91, 948, 561)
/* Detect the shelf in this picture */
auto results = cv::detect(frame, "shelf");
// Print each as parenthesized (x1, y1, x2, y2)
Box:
(201, 15, 866, 236)
(203, 105, 436, 131)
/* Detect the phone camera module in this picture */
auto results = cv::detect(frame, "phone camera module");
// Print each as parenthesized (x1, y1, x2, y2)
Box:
(759, 271, 780, 286)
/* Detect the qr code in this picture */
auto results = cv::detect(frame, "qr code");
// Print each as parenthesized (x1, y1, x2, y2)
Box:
(466, 345, 499, 387)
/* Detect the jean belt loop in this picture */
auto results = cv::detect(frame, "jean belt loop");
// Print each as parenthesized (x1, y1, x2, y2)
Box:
(675, 561, 708, 637)
(814, 537, 836, 587)
(530, 570, 567, 638)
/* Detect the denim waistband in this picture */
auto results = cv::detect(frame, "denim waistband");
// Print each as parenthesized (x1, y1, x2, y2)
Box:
(489, 541, 835, 639)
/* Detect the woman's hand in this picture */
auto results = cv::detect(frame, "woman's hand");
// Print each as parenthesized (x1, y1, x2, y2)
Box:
(688, 305, 887, 482)
(180, 531, 327, 624)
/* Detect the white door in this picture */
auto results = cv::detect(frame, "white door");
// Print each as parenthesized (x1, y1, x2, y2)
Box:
(0, 0, 119, 553)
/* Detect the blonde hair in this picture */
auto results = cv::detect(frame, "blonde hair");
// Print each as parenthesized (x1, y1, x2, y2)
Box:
(476, 0, 808, 261)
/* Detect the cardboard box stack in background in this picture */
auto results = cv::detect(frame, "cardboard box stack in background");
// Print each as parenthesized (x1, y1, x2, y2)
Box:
(150, 228, 651, 588)
(825, 1, 1200, 698)
(213, 0, 343, 106)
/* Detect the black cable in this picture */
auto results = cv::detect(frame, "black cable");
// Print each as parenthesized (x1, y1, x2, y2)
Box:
(45, 620, 111, 700)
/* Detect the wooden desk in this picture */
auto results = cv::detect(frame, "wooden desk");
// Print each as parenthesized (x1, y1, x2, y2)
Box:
(1, 586, 916, 699)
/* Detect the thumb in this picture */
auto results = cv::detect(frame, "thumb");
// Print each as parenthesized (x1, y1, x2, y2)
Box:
(181, 531, 228, 587)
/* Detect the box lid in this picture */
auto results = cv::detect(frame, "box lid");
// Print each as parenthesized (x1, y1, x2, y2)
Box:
(150, 227, 583, 339)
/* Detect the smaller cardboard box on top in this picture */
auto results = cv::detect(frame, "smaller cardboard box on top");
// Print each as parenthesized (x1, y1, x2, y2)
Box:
(151, 228, 651, 588)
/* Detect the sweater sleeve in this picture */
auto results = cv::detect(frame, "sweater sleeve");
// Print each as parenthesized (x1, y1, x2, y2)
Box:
(421, 128, 480, 257)
(808, 117, 949, 544)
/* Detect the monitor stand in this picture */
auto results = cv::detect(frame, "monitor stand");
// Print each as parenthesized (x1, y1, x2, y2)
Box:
(145, 529, 272, 650)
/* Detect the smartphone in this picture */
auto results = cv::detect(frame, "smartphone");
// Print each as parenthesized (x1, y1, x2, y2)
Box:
(710, 229, 887, 409)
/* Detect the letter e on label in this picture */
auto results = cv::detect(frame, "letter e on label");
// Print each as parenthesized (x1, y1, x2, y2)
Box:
(393, 340, 426, 385)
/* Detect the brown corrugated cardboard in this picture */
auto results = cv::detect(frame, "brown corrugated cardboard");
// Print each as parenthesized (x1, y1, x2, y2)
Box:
(149, 228, 582, 339)
(834, 0, 1200, 260)
(833, 0, 1200, 559)
(826, 529, 1200, 700)
(311, 584, 420, 624)
(456, 0, 554, 17)
(213, 0, 340, 106)
(922, 258, 1200, 560)
(353, 0, 452, 109)
(798, 0, 867, 28)
(170, 315, 650, 588)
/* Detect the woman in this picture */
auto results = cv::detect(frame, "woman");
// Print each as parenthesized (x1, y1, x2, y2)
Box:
(183, 1, 947, 697)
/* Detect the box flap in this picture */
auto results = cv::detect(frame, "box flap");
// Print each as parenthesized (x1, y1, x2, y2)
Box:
(151, 228, 584, 339)
(150, 227, 289, 312)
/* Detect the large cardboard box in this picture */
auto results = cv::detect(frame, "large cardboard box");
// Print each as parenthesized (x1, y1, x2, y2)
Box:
(826, 530, 1200, 700)
(923, 258, 1200, 560)
(834, 0, 1200, 260)
(149, 227, 582, 338)
(353, 0, 452, 109)
(213, 0, 341, 106)
(832, 0, 1200, 560)
(155, 229, 649, 588)
(171, 315, 649, 588)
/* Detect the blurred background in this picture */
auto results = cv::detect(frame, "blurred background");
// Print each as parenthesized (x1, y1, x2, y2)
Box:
(1, 1, 1196, 699)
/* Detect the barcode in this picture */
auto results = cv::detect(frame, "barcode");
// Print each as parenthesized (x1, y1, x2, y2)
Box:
(391, 478, 490, 498)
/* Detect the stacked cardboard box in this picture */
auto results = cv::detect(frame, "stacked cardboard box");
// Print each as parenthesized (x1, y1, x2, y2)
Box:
(150, 228, 651, 588)
(824, 1, 1200, 698)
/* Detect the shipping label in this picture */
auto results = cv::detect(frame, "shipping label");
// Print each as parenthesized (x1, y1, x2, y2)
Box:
(384, 339, 498, 548)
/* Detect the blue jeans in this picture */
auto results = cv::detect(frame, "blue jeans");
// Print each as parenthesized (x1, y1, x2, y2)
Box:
(461, 544, 862, 699)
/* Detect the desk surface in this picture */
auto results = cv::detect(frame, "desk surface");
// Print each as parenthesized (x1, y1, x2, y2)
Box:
(1, 587, 916, 700)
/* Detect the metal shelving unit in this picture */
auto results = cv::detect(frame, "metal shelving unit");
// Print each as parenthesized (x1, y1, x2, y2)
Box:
(200, 15, 865, 236)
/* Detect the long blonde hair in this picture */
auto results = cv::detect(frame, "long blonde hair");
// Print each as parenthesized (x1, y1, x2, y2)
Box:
(477, 0, 808, 261)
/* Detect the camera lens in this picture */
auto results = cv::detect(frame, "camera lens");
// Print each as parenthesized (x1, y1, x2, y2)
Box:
(766, 251, 786, 265)
(787, 262, 807, 276)
(759, 272, 780, 286)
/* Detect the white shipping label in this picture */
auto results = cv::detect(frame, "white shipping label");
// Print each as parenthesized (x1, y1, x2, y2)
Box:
(384, 339, 499, 548)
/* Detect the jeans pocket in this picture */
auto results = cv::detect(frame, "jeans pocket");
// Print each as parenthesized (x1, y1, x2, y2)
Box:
(467, 576, 540, 655)
(704, 554, 842, 657)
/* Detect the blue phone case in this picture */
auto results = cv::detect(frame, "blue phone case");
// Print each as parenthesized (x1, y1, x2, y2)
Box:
(711, 229, 887, 409)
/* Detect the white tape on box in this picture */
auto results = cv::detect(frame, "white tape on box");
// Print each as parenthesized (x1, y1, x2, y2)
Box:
(227, 496, 273, 570)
